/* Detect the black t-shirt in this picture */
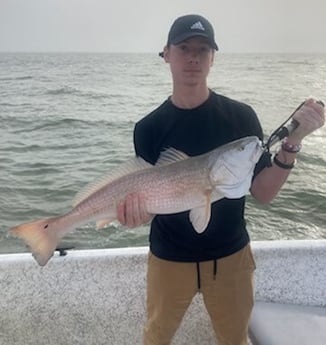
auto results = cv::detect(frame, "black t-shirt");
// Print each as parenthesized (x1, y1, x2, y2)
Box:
(134, 91, 270, 262)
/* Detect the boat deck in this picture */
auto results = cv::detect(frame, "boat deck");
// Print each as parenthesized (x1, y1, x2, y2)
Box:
(1, 240, 325, 344)
(250, 301, 326, 345)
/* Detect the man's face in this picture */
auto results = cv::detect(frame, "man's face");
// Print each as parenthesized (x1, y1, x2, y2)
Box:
(163, 36, 215, 87)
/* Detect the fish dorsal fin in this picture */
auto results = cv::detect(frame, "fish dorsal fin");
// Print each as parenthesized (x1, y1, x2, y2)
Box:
(155, 148, 189, 167)
(72, 156, 152, 207)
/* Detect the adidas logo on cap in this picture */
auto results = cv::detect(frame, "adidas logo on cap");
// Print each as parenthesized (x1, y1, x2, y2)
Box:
(190, 21, 205, 31)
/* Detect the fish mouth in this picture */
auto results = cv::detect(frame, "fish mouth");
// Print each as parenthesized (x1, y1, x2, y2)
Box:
(250, 142, 264, 162)
(236, 137, 263, 163)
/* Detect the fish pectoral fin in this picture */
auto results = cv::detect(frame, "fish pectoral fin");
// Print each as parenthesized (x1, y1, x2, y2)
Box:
(189, 191, 212, 234)
(96, 218, 114, 230)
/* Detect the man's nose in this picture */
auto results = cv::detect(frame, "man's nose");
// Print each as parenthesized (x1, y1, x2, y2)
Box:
(188, 49, 200, 63)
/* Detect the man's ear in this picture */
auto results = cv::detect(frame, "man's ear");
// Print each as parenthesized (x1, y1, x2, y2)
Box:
(210, 50, 215, 67)
(162, 46, 169, 62)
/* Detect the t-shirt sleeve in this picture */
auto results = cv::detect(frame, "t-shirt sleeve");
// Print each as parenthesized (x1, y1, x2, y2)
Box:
(133, 120, 157, 165)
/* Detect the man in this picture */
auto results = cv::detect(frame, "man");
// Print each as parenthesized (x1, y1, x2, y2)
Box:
(117, 14, 325, 345)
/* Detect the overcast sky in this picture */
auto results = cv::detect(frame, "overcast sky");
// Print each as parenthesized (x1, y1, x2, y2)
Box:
(1, 0, 325, 53)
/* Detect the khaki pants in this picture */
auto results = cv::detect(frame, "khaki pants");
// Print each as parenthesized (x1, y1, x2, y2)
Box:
(143, 244, 256, 345)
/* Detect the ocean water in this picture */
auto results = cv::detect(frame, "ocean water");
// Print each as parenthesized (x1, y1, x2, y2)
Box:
(0, 52, 325, 254)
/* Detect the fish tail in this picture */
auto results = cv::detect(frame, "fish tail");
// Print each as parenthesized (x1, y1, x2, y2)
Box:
(10, 217, 61, 266)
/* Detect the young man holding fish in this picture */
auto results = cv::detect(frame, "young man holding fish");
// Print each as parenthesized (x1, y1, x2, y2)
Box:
(117, 14, 325, 345)
(9, 12, 324, 345)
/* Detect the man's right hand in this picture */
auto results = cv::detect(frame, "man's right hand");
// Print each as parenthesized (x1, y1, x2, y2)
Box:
(117, 193, 153, 228)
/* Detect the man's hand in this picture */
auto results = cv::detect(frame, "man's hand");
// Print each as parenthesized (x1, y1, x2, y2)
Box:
(117, 193, 153, 228)
(289, 98, 325, 143)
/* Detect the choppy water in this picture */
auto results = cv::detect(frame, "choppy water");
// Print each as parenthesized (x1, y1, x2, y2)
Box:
(0, 52, 325, 254)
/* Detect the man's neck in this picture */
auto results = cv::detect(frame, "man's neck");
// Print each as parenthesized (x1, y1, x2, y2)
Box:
(170, 85, 210, 109)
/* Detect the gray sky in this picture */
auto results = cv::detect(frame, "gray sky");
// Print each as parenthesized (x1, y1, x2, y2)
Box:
(1, 0, 325, 53)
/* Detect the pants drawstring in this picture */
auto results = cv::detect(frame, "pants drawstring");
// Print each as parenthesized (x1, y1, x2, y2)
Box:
(196, 262, 201, 290)
(213, 259, 217, 280)
(196, 260, 217, 289)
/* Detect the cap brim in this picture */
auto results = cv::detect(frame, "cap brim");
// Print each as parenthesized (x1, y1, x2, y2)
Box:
(170, 32, 218, 50)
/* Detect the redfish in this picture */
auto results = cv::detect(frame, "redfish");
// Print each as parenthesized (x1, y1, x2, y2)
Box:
(9, 136, 263, 266)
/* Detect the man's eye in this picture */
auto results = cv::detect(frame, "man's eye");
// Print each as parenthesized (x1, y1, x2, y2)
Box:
(200, 47, 210, 53)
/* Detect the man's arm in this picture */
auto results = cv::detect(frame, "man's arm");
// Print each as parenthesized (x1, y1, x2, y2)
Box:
(251, 98, 325, 203)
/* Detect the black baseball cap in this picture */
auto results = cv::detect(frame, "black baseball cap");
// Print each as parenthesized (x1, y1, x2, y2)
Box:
(159, 14, 218, 57)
